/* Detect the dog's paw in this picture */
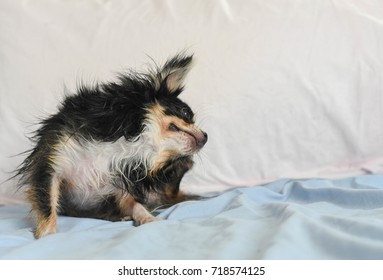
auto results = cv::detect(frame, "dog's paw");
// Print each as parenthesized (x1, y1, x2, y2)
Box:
(136, 215, 162, 225)
(121, 216, 132, 221)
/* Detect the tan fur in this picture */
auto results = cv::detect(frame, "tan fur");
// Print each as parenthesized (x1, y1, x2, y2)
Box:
(27, 175, 61, 239)
(149, 103, 196, 136)
(146, 103, 202, 175)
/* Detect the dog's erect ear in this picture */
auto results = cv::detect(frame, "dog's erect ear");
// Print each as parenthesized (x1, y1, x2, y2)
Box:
(154, 54, 193, 96)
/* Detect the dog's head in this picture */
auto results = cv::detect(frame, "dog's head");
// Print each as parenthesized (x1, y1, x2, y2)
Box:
(140, 54, 207, 172)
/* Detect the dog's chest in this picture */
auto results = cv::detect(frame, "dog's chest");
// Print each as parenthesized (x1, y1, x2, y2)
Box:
(53, 136, 143, 203)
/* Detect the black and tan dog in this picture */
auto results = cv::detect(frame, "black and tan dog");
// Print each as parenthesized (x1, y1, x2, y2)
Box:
(16, 54, 207, 238)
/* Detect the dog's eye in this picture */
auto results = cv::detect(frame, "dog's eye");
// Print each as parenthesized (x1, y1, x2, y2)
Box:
(181, 107, 193, 120)
(168, 123, 179, 132)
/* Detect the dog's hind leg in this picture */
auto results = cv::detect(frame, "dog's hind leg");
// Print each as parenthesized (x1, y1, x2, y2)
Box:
(27, 170, 61, 239)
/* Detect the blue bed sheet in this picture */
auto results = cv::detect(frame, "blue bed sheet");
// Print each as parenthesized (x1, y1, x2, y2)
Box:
(1, 175, 383, 259)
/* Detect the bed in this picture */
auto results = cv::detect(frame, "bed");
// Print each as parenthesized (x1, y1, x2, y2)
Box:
(1, 175, 383, 259)
(1, 0, 383, 260)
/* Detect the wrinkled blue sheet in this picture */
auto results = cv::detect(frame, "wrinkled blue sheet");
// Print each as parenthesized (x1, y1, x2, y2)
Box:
(1, 175, 383, 259)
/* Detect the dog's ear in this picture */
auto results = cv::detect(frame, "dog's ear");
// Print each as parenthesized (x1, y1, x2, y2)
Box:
(154, 54, 193, 97)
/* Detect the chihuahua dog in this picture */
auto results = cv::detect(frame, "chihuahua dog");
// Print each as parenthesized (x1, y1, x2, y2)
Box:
(16, 53, 207, 238)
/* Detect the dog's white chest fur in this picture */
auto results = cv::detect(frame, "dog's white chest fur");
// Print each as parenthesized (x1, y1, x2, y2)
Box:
(53, 136, 149, 207)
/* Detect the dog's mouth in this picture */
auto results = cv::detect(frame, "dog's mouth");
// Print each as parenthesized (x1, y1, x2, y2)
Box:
(168, 123, 208, 150)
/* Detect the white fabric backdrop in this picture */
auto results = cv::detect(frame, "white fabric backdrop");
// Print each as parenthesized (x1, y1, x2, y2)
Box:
(1, 0, 383, 203)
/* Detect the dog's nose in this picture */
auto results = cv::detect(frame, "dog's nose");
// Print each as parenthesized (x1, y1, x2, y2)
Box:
(203, 132, 208, 142)
(197, 131, 208, 147)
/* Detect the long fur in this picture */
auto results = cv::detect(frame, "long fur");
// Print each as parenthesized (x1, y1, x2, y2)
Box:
(16, 53, 207, 238)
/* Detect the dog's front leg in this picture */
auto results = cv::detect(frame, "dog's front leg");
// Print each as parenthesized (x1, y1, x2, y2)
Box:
(116, 193, 161, 225)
